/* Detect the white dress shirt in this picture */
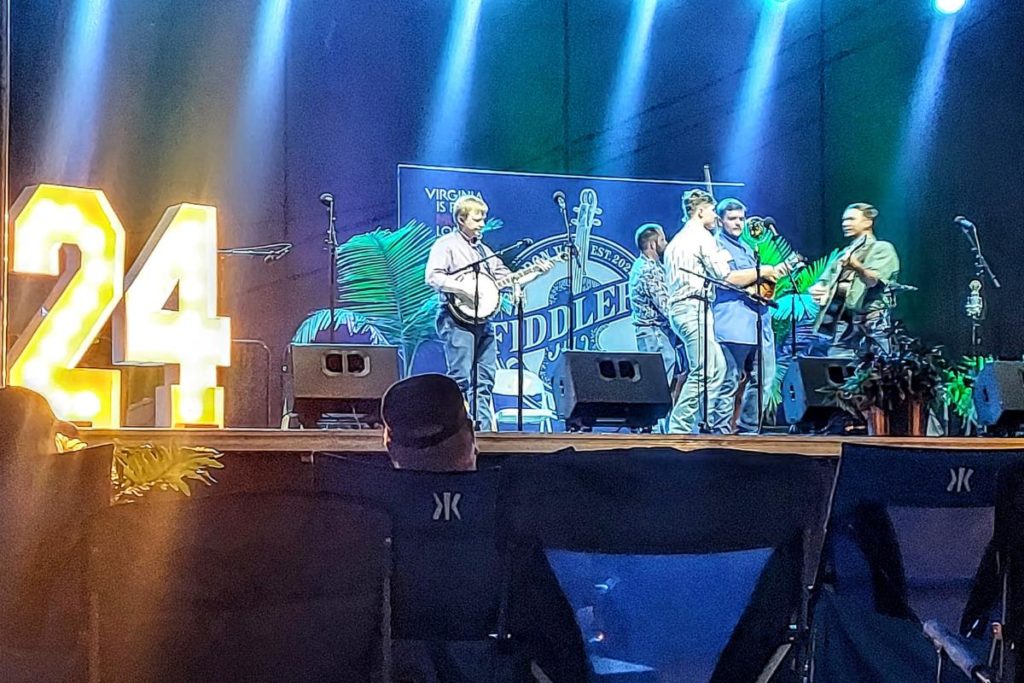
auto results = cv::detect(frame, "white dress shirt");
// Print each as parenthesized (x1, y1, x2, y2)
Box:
(663, 219, 733, 307)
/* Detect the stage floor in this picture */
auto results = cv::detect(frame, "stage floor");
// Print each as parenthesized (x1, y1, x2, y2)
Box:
(84, 429, 1024, 458)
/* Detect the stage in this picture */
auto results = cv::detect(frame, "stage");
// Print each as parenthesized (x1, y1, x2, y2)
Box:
(84, 429, 1024, 458)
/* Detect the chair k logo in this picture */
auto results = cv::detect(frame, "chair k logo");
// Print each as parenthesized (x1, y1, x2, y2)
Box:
(947, 467, 974, 493)
(432, 492, 462, 521)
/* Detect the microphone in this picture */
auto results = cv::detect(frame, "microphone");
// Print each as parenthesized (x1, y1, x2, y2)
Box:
(763, 216, 779, 235)
(954, 215, 975, 232)
(514, 238, 534, 249)
(552, 191, 567, 210)
(922, 620, 995, 683)
(965, 279, 983, 319)
(319, 192, 334, 207)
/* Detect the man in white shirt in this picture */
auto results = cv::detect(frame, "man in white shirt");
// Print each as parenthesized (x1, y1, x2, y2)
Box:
(425, 195, 550, 431)
(663, 190, 777, 433)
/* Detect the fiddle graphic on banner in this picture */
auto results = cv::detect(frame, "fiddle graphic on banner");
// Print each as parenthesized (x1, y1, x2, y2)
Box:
(492, 188, 634, 388)
(547, 188, 605, 349)
(570, 188, 603, 294)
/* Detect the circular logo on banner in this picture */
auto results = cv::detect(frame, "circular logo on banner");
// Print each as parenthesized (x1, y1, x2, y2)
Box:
(492, 235, 636, 390)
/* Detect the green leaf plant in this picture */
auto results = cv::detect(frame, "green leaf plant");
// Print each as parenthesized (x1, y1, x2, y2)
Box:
(112, 442, 223, 502)
(293, 220, 442, 376)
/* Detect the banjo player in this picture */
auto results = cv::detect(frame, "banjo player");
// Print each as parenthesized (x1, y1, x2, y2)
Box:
(425, 194, 554, 431)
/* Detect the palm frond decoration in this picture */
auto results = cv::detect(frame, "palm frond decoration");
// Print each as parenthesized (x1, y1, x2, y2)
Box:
(765, 356, 792, 417)
(112, 442, 223, 501)
(292, 308, 389, 346)
(774, 249, 842, 298)
(291, 220, 439, 375)
(740, 228, 794, 267)
(770, 293, 819, 343)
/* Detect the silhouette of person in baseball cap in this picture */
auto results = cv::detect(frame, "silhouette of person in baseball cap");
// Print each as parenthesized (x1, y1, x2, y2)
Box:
(381, 373, 477, 472)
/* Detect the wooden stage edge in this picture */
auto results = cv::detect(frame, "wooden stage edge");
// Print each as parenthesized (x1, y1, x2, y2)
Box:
(83, 429, 1024, 458)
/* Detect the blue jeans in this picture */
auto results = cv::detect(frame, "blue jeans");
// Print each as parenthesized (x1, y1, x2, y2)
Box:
(635, 326, 677, 386)
(667, 300, 726, 434)
(437, 310, 496, 431)
(710, 341, 777, 434)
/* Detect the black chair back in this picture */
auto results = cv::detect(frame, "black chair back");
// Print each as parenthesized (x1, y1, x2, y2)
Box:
(812, 443, 1024, 682)
(316, 455, 503, 641)
(500, 447, 837, 683)
(88, 491, 392, 682)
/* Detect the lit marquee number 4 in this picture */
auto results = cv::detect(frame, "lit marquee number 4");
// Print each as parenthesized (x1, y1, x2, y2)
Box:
(9, 185, 231, 428)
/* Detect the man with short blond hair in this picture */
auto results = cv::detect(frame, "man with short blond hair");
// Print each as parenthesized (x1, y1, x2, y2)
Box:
(426, 195, 551, 430)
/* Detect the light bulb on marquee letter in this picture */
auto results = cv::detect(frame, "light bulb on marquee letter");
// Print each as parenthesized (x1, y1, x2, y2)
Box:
(8, 185, 126, 428)
(113, 204, 230, 427)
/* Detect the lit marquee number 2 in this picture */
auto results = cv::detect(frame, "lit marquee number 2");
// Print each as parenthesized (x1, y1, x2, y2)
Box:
(8, 185, 230, 428)
(8, 186, 126, 427)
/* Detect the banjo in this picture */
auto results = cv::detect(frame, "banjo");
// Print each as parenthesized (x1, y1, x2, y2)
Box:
(446, 250, 566, 325)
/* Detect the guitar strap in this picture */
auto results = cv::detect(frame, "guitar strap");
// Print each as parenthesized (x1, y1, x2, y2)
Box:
(823, 239, 877, 346)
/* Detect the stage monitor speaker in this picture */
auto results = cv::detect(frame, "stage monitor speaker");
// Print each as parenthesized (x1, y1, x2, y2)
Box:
(974, 361, 1024, 430)
(287, 344, 399, 428)
(552, 351, 672, 431)
(782, 357, 853, 427)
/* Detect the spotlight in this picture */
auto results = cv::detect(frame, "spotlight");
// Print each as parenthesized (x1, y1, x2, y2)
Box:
(934, 0, 965, 15)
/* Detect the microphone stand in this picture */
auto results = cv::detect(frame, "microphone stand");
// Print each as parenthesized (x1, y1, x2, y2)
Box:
(679, 266, 778, 434)
(514, 282, 525, 430)
(324, 199, 338, 343)
(961, 223, 999, 355)
(754, 247, 765, 434)
(447, 240, 531, 430)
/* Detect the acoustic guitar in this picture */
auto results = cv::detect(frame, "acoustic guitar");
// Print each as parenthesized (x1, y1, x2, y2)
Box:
(812, 235, 871, 340)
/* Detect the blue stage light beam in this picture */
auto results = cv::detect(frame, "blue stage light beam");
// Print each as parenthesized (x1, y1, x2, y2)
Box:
(43, 0, 112, 182)
(934, 0, 966, 16)
(721, 2, 789, 183)
(423, 0, 484, 162)
(888, 16, 956, 208)
(596, 0, 659, 173)
(230, 0, 290, 205)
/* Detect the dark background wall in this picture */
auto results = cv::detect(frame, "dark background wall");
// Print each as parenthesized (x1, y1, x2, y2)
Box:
(7, 0, 1023, 400)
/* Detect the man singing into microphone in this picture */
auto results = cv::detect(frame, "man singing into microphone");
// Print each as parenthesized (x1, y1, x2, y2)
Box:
(425, 195, 551, 431)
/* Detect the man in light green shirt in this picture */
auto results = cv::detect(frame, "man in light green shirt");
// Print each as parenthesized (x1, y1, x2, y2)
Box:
(810, 203, 900, 354)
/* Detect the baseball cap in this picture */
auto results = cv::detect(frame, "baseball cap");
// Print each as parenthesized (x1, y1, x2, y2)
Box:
(381, 373, 471, 448)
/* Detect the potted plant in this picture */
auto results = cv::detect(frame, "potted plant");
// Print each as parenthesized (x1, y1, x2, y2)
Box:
(824, 333, 948, 436)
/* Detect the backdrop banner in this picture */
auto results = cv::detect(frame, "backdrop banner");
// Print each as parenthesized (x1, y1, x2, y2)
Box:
(396, 164, 709, 390)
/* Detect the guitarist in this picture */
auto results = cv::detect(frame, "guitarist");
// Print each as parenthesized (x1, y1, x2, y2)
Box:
(809, 203, 900, 355)
(425, 195, 551, 431)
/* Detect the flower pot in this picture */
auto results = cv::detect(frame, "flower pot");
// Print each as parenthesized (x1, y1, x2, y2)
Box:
(866, 407, 889, 436)
(866, 401, 928, 437)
